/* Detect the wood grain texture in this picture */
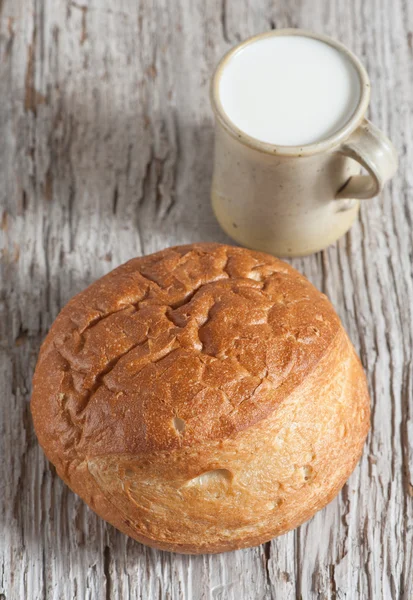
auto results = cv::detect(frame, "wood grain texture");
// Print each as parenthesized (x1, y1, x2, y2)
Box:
(0, 0, 411, 598)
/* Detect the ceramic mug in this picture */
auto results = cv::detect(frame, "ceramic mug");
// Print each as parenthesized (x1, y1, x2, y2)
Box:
(210, 29, 398, 257)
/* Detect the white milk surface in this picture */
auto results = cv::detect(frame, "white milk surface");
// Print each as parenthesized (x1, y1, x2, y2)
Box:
(218, 35, 361, 146)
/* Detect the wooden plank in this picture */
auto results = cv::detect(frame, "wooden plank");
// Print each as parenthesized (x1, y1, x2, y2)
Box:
(0, 0, 412, 598)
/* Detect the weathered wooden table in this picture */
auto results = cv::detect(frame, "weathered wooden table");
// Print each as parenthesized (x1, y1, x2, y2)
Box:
(1, 0, 412, 598)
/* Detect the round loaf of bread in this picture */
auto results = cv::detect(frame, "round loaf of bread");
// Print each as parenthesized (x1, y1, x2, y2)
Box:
(31, 243, 370, 554)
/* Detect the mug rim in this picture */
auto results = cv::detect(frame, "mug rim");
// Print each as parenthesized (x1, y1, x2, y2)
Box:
(210, 28, 371, 157)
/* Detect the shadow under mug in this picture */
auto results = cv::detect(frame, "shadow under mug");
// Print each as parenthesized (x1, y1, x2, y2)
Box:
(210, 29, 398, 257)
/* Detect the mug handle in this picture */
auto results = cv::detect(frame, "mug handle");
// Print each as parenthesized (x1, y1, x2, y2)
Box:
(336, 118, 398, 199)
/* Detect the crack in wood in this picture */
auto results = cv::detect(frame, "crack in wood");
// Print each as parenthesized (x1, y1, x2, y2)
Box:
(220, 0, 230, 44)
(4, 17, 15, 59)
(70, 2, 88, 45)
(263, 541, 272, 591)
(24, 26, 46, 114)
(103, 545, 111, 600)
(112, 184, 119, 215)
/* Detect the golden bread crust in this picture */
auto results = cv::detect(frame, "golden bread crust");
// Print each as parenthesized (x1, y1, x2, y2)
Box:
(31, 243, 370, 553)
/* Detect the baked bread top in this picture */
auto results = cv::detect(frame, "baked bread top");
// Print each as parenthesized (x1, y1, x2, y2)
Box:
(32, 243, 340, 464)
(31, 243, 370, 554)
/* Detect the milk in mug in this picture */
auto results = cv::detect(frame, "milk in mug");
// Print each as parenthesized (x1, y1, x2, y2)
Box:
(218, 35, 361, 146)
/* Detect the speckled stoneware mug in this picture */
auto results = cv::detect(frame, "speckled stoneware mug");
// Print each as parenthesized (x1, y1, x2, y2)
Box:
(210, 29, 398, 257)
